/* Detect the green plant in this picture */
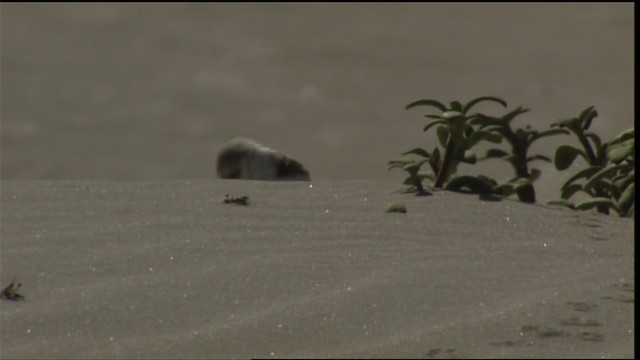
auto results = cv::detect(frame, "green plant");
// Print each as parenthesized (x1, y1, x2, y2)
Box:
(389, 98, 634, 216)
(387, 154, 433, 193)
(389, 96, 505, 192)
(472, 107, 569, 203)
(548, 107, 634, 216)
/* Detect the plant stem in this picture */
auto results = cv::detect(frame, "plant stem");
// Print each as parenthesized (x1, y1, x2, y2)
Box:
(415, 178, 425, 193)
(434, 137, 457, 188)
(578, 135, 598, 165)
(515, 159, 536, 203)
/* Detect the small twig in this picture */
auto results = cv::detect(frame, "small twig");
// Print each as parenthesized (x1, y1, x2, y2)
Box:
(1, 278, 25, 301)
(223, 194, 250, 206)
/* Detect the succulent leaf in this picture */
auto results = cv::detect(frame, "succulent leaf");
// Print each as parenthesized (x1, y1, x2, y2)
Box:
(526, 154, 552, 163)
(445, 175, 494, 194)
(492, 183, 516, 196)
(468, 114, 503, 127)
(561, 166, 603, 190)
(462, 96, 508, 113)
(606, 139, 634, 163)
(463, 150, 477, 164)
(617, 183, 635, 217)
(613, 173, 635, 192)
(450, 101, 463, 112)
(467, 130, 502, 147)
(583, 164, 633, 193)
(530, 128, 570, 143)
(436, 126, 449, 148)
(609, 128, 635, 145)
(554, 145, 585, 170)
(483, 148, 509, 160)
(527, 168, 542, 182)
(575, 197, 612, 211)
(405, 99, 447, 112)
(442, 111, 465, 120)
(547, 199, 576, 209)
(402, 147, 432, 158)
(578, 106, 597, 130)
(423, 120, 448, 133)
(560, 183, 583, 200)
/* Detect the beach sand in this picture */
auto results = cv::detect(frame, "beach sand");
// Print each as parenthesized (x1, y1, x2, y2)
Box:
(0, 180, 634, 358)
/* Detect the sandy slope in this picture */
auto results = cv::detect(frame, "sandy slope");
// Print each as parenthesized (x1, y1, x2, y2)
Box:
(1, 4, 634, 358)
(0, 180, 634, 359)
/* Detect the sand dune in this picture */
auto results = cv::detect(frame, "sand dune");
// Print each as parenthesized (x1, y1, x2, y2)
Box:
(0, 180, 633, 358)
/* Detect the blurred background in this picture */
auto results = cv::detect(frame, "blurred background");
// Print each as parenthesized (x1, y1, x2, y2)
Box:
(1, 3, 634, 201)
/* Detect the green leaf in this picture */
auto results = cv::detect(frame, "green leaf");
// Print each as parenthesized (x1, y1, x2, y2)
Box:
(402, 147, 431, 158)
(436, 126, 449, 148)
(445, 175, 494, 194)
(481, 126, 514, 143)
(577, 106, 597, 130)
(561, 166, 603, 190)
(554, 145, 586, 170)
(462, 96, 508, 114)
(492, 183, 516, 196)
(561, 183, 583, 200)
(450, 101, 463, 112)
(584, 133, 602, 153)
(575, 197, 612, 211)
(596, 179, 620, 199)
(515, 183, 536, 203)
(442, 111, 465, 120)
(510, 176, 533, 188)
(613, 173, 635, 192)
(423, 120, 448, 133)
(527, 168, 542, 183)
(583, 164, 633, 193)
(617, 183, 635, 217)
(405, 99, 447, 112)
(388, 157, 413, 165)
(530, 128, 570, 143)
(467, 130, 503, 147)
(431, 147, 441, 169)
(483, 148, 509, 160)
(551, 117, 581, 134)
(464, 124, 474, 138)
(526, 154, 551, 163)
(388, 157, 415, 170)
(609, 128, 635, 145)
(498, 106, 529, 124)
(468, 114, 502, 127)
(477, 175, 498, 187)
(462, 150, 477, 164)
(606, 139, 634, 163)
(546, 199, 576, 209)
(403, 159, 430, 173)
